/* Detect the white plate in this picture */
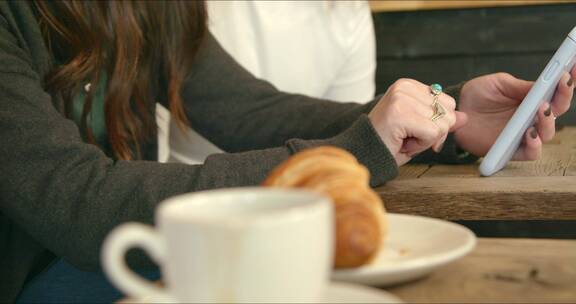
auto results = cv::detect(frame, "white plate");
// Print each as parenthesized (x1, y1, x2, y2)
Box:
(323, 282, 401, 303)
(120, 282, 401, 303)
(332, 213, 476, 286)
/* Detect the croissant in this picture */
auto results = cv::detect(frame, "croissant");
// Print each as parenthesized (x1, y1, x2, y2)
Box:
(263, 146, 387, 268)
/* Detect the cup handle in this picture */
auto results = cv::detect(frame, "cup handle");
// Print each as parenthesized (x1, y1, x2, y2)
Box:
(102, 223, 174, 301)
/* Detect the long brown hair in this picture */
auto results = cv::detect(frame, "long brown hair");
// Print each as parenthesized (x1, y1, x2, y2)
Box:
(34, 1, 207, 160)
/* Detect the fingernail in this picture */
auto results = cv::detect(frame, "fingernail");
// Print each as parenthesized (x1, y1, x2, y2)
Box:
(544, 104, 552, 117)
(568, 77, 574, 87)
(530, 128, 538, 139)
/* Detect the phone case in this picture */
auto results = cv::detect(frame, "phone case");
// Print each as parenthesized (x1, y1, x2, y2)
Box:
(479, 26, 576, 176)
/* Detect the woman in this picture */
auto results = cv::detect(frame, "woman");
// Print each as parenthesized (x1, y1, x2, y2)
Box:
(0, 1, 573, 302)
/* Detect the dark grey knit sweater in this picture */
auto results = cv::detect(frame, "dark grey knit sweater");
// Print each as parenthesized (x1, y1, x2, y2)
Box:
(0, 2, 470, 302)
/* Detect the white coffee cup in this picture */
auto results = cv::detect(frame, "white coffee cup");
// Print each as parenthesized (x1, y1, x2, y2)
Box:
(102, 187, 333, 303)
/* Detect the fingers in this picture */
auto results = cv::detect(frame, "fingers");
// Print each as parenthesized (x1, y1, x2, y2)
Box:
(512, 127, 542, 161)
(398, 80, 459, 154)
(369, 78, 467, 165)
(393, 79, 457, 128)
(400, 116, 446, 155)
(413, 99, 456, 132)
(395, 153, 412, 166)
(400, 138, 423, 156)
(423, 94, 458, 152)
(535, 102, 555, 142)
(450, 111, 468, 132)
(432, 134, 448, 153)
(403, 94, 456, 152)
(550, 72, 574, 117)
(430, 111, 468, 153)
(405, 79, 458, 111)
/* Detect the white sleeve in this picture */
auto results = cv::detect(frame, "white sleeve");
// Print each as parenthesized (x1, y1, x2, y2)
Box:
(323, 3, 376, 104)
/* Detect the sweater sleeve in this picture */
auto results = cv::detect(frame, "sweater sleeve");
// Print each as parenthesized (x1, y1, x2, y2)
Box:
(178, 33, 384, 153)
(0, 16, 396, 271)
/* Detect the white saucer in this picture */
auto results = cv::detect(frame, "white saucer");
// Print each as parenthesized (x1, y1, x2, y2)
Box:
(120, 282, 401, 303)
(323, 282, 401, 303)
(332, 213, 476, 286)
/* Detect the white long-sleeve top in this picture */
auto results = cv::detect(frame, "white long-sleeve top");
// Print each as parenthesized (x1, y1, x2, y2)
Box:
(158, 1, 376, 163)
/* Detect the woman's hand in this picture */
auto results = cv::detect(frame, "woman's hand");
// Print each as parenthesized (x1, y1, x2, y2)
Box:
(455, 69, 576, 160)
(369, 79, 468, 166)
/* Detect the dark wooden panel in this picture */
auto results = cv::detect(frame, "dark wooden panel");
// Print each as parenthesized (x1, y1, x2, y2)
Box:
(376, 53, 556, 85)
(377, 57, 476, 87)
(373, 4, 576, 58)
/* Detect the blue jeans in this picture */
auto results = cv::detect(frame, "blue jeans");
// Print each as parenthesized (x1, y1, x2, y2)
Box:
(17, 259, 160, 303)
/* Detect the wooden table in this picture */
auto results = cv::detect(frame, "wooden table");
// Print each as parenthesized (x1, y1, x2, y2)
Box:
(119, 241, 575, 303)
(370, 0, 576, 12)
(386, 238, 576, 303)
(376, 127, 576, 220)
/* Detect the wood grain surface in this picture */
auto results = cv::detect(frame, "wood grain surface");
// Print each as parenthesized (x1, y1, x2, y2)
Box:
(386, 238, 576, 303)
(376, 127, 576, 220)
(118, 239, 575, 303)
(370, 0, 576, 12)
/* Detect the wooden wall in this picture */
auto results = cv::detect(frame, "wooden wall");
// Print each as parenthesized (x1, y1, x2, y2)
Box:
(369, 0, 576, 12)
(373, 3, 576, 125)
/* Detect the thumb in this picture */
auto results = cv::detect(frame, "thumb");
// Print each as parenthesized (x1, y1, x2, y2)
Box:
(449, 111, 468, 132)
(496, 73, 534, 101)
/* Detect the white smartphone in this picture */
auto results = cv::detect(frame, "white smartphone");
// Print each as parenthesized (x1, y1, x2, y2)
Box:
(479, 26, 576, 176)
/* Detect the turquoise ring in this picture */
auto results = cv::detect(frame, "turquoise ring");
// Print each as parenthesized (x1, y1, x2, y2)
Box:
(430, 83, 443, 96)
